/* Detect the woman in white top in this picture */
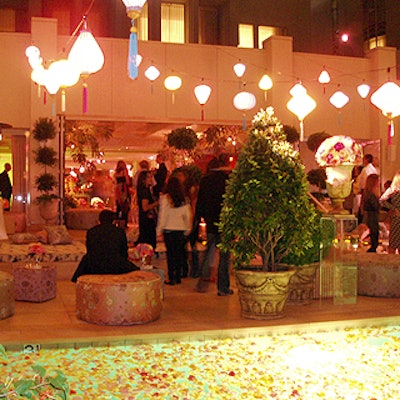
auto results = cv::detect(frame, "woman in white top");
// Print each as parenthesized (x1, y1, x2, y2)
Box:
(157, 176, 192, 285)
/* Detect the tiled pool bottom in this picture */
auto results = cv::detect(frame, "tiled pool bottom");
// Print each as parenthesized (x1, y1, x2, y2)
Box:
(2, 323, 400, 399)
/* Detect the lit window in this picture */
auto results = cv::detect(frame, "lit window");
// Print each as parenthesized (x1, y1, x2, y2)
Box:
(238, 24, 254, 48)
(366, 35, 386, 50)
(0, 9, 15, 32)
(162, 3, 185, 44)
(258, 26, 281, 49)
(137, 3, 148, 41)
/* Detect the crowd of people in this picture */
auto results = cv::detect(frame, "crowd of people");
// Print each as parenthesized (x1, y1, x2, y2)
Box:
(73, 153, 235, 297)
(344, 153, 400, 254)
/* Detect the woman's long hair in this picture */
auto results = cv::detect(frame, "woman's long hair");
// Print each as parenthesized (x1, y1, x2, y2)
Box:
(137, 170, 150, 191)
(165, 176, 186, 207)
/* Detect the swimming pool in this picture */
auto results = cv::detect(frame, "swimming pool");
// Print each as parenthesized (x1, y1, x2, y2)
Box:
(2, 323, 400, 399)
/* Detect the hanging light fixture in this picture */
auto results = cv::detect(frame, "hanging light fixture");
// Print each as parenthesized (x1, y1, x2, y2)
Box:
(47, 59, 80, 112)
(121, 0, 147, 80)
(233, 90, 256, 130)
(318, 67, 331, 94)
(371, 80, 400, 145)
(329, 88, 349, 125)
(68, 15, 104, 113)
(145, 65, 160, 94)
(233, 61, 246, 90)
(286, 83, 316, 142)
(194, 81, 212, 121)
(357, 82, 370, 99)
(164, 75, 182, 104)
(258, 74, 273, 103)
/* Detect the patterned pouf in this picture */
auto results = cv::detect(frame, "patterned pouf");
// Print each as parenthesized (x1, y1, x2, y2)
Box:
(0, 271, 14, 320)
(358, 253, 400, 297)
(12, 265, 57, 302)
(76, 271, 163, 325)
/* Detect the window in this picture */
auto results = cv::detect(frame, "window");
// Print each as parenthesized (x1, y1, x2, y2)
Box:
(258, 26, 282, 49)
(137, 3, 148, 41)
(0, 9, 16, 32)
(161, 3, 185, 44)
(362, 0, 386, 49)
(238, 24, 254, 48)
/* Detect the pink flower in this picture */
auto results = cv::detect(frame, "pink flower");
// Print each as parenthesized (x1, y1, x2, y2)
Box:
(28, 243, 46, 256)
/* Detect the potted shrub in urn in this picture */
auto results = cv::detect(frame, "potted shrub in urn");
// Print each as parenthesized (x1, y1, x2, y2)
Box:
(32, 117, 60, 224)
(219, 107, 318, 319)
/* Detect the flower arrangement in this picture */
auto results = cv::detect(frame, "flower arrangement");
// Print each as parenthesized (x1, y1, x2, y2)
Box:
(27, 243, 46, 268)
(315, 135, 363, 167)
(28, 243, 46, 257)
(130, 243, 155, 260)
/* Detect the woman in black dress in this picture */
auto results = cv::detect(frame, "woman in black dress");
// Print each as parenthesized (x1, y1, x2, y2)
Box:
(136, 170, 159, 250)
(114, 160, 132, 228)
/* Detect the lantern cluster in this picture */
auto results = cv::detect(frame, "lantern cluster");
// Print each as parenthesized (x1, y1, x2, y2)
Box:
(25, 16, 104, 114)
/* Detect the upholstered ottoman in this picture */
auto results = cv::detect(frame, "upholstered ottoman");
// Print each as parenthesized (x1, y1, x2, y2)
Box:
(358, 253, 400, 297)
(76, 271, 163, 325)
(0, 271, 14, 320)
(12, 265, 57, 302)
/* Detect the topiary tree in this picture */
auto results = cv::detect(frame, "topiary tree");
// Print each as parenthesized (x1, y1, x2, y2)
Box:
(219, 107, 318, 272)
(32, 117, 59, 204)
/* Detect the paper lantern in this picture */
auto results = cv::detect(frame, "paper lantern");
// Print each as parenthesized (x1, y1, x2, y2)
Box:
(233, 63, 246, 78)
(287, 90, 316, 141)
(357, 83, 370, 99)
(233, 91, 256, 129)
(329, 91, 349, 109)
(164, 75, 182, 104)
(371, 81, 400, 145)
(194, 84, 212, 120)
(68, 16, 104, 113)
(258, 74, 273, 102)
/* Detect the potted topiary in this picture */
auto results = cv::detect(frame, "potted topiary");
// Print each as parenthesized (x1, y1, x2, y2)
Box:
(219, 107, 318, 319)
(32, 117, 60, 224)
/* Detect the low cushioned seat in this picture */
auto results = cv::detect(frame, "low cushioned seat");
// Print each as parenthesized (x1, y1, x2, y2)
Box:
(76, 271, 163, 325)
(358, 253, 400, 297)
(12, 265, 57, 302)
(0, 271, 14, 320)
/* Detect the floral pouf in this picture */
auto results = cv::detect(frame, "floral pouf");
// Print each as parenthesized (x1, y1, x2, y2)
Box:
(2, 324, 400, 399)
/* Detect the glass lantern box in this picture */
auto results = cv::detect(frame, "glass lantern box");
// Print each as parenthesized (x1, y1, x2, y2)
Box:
(319, 214, 358, 305)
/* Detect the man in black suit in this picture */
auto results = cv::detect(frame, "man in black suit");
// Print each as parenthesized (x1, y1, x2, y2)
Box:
(72, 209, 139, 282)
(0, 163, 12, 210)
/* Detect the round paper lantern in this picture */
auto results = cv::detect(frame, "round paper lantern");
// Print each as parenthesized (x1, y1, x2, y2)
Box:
(233, 91, 256, 111)
(194, 84, 212, 105)
(164, 75, 182, 91)
(233, 62, 246, 78)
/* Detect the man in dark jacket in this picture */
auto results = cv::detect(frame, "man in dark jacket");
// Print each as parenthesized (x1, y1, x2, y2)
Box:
(71, 209, 139, 282)
(195, 154, 233, 295)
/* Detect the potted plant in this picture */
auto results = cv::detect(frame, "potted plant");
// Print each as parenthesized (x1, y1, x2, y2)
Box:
(219, 107, 318, 319)
(32, 117, 60, 224)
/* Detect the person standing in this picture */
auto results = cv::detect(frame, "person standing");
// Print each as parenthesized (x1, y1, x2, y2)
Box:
(195, 154, 233, 296)
(114, 160, 132, 228)
(71, 209, 139, 282)
(136, 170, 159, 250)
(361, 174, 380, 252)
(380, 170, 400, 254)
(157, 176, 192, 285)
(0, 163, 12, 211)
(355, 154, 378, 222)
(153, 154, 168, 199)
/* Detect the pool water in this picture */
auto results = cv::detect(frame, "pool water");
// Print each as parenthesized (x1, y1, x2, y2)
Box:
(2, 324, 400, 399)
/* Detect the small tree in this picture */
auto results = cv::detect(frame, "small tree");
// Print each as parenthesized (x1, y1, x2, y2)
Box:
(219, 107, 318, 272)
(32, 117, 59, 204)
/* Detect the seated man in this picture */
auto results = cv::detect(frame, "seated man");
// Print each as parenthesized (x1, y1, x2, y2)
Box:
(72, 209, 139, 282)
